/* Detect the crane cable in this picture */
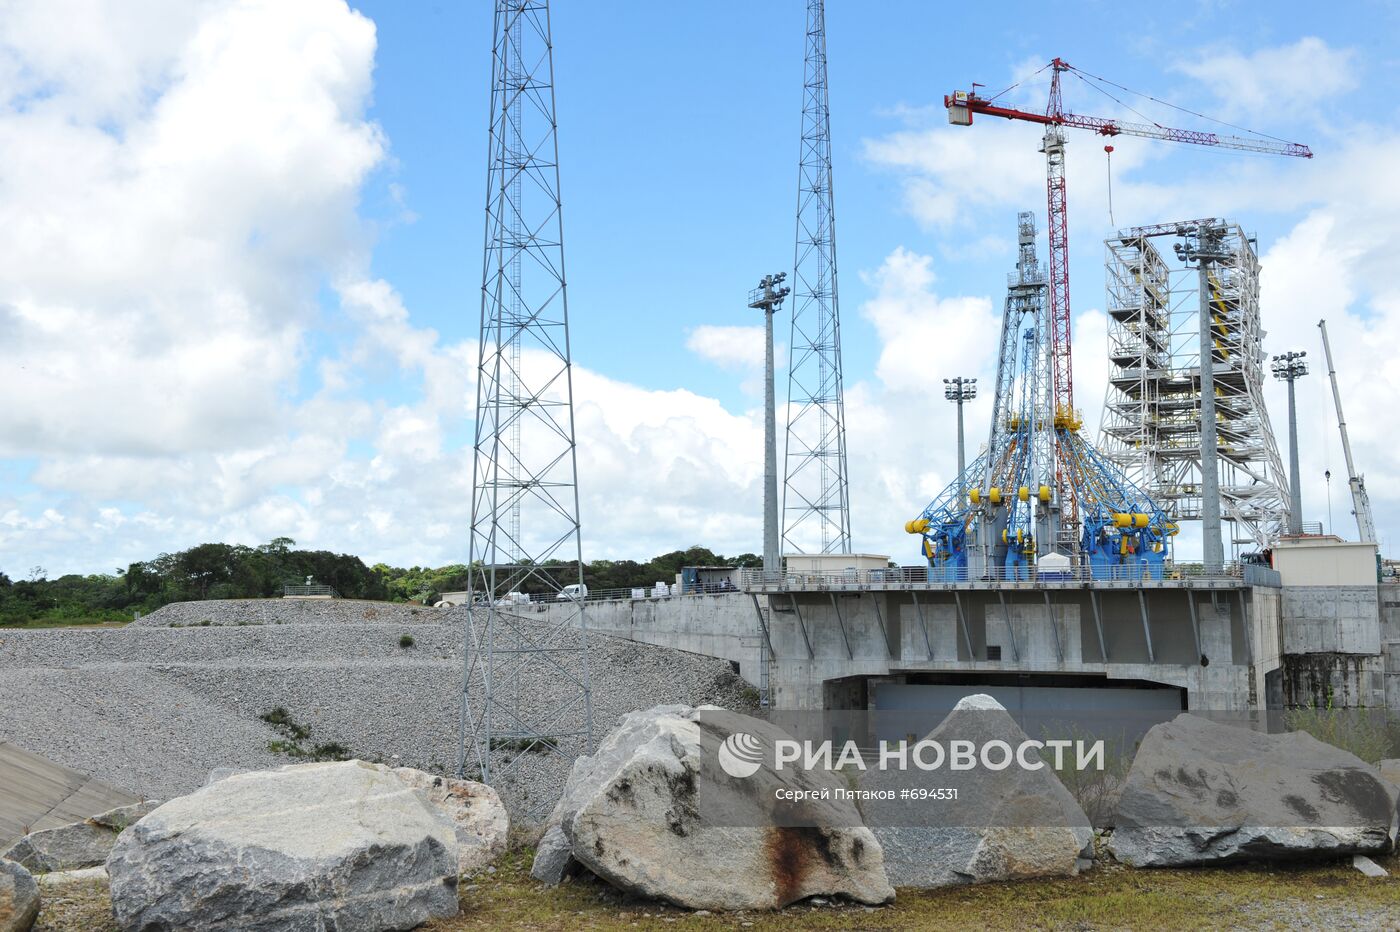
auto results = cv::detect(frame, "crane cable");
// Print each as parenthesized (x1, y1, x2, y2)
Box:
(1064, 62, 1297, 146)
(1105, 144, 1115, 227)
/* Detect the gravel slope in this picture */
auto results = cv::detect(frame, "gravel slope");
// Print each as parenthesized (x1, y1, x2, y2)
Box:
(133, 598, 443, 627)
(0, 602, 753, 819)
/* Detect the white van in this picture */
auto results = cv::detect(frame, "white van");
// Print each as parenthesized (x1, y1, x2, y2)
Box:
(557, 583, 588, 601)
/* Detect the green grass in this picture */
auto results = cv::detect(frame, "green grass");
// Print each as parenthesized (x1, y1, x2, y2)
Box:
(1285, 702, 1400, 764)
(0, 617, 131, 629)
(260, 707, 311, 741)
(33, 849, 1400, 931)
(260, 706, 354, 762)
(423, 848, 1400, 932)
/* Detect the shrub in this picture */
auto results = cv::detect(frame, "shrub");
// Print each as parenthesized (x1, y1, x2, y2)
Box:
(260, 707, 311, 741)
(1285, 701, 1399, 764)
(399, 633, 415, 649)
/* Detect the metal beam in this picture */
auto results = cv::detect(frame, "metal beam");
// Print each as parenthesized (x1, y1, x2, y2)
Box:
(1088, 588, 1109, 662)
(1043, 590, 1063, 663)
(868, 594, 893, 659)
(910, 591, 934, 660)
(749, 593, 775, 660)
(788, 594, 814, 659)
(828, 593, 854, 660)
(1236, 590, 1252, 665)
(1137, 589, 1155, 664)
(1185, 592, 1202, 664)
(952, 590, 974, 661)
(995, 590, 1020, 662)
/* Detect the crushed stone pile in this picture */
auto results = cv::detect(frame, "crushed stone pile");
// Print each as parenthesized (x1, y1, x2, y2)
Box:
(0, 601, 753, 819)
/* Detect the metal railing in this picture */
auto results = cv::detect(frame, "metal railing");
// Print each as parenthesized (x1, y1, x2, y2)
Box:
(283, 584, 336, 598)
(739, 562, 1248, 590)
(503, 583, 740, 605)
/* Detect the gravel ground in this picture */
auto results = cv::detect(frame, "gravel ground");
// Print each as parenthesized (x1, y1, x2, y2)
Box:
(133, 598, 444, 627)
(0, 602, 753, 819)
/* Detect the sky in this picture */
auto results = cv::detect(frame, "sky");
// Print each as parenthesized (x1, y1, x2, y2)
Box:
(2, 0, 1399, 578)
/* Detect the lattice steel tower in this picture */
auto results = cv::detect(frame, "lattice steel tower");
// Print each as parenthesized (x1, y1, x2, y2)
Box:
(458, 0, 591, 806)
(783, 0, 851, 555)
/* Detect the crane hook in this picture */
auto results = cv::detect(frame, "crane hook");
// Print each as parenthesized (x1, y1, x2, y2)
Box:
(1104, 144, 1115, 227)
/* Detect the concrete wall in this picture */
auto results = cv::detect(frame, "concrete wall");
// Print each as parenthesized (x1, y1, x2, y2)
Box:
(1280, 586, 1381, 654)
(535, 593, 763, 682)
(762, 587, 1273, 713)
(1382, 583, 1400, 710)
(526, 579, 1400, 714)
(1272, 583, 1387, 709)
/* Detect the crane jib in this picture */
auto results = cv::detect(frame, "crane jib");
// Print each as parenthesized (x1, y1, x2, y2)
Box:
(944, 94, 1313, 159)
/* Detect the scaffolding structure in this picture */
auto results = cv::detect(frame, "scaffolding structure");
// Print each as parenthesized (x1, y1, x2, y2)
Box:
(1100, 219, 1289, 551)
(783, 0, 851, 555)
(458, 0, 592, 807)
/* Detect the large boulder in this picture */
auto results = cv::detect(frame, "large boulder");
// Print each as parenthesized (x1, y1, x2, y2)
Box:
(532, 704, 893, 910)
(860, 694, 1093, 888)
(3, 801, 158, 873)
(0, 859, 38, 932)
(106, 760, 459, 931)
(391, 767, 508, 876)
(1108, 714, 1400, 866)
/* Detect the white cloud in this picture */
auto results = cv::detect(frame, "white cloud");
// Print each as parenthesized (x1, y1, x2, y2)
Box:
(860, 247, 999, 394)
(0, 0, 384, 457)
(1172, 38, 1358, 125)
(686, 324, 766, 370)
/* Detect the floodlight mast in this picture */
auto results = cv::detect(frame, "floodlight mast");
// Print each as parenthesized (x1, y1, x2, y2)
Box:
(944, 377, 978, 508)
(1270, 350, 1309, 536)
(749, 273, 791, 578)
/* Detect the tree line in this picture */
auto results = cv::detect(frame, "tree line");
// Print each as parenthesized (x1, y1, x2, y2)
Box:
(0, 539, 760, 625)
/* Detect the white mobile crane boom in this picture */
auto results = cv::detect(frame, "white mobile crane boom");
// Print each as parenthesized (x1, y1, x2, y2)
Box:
(1317, 319, 1377, 543)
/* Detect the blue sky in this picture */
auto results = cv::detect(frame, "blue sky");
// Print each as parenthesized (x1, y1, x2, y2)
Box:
(1, 0, 1397, 576)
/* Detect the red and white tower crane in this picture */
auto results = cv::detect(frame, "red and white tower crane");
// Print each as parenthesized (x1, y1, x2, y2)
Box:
(945, 58, 1312, 538)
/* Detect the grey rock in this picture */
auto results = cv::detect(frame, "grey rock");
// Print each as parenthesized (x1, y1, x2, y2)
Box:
(1108, 714, 1400, 867)
(2, 801, 158, 872)
(1352, 854, 1388, 877)
(34, 867, 107, 887)
(1377, 758, 1400, 788)
(0, 859, 38, 932)
(205, 766, 251, 785)
(391, 766, 509, 876)
(860, 694, 1094, 888)
(529, 824, 577, 883)
(106, 759, 459, 931)
(533, 704, 893, 910)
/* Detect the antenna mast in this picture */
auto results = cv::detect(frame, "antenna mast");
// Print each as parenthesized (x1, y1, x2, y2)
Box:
(783, 0, 852, 554)
(458, 0, 592, 809)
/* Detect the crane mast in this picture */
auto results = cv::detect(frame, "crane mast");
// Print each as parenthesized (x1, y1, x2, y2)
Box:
(1317, 319, 1377, 543)
(1042, 61, 1076, 543)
